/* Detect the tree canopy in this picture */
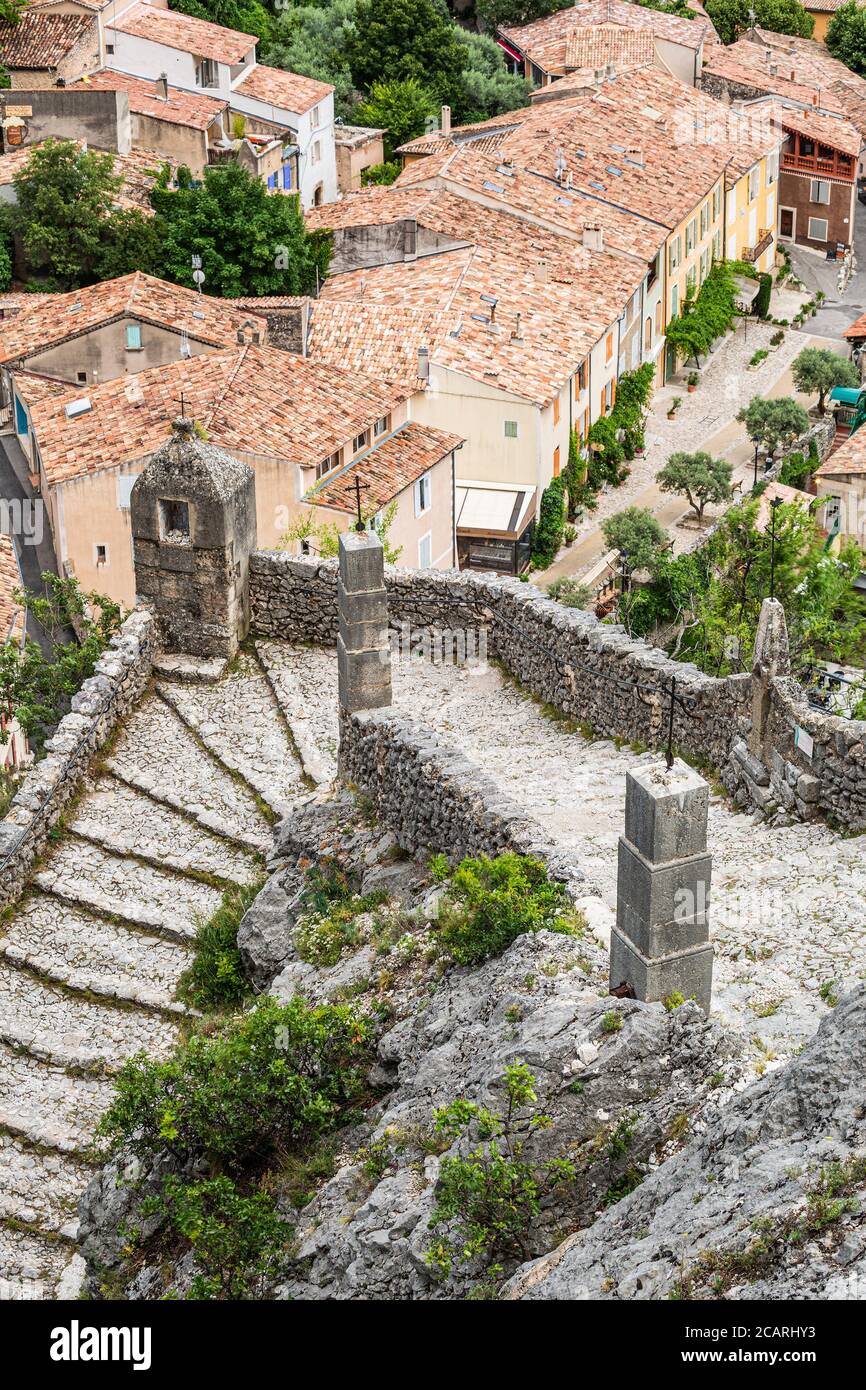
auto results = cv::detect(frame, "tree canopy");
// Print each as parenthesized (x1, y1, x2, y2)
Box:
(826, 0, 866, 73)
(347, 0, 468, 107)
(475, 0, 570, 32)
(656, 451, 734, 521)
(353, 77, 439, 160)
(704, 0, 813, 46)
(602, 507, 668, 571)
(791, 346, 860, 414)
(264, 0, 359, 120)
(151, 162, 331, 297)
(737, 396, 810, 455)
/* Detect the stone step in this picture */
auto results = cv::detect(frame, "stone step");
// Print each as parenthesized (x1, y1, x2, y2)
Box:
(0, 1042, 114, 1153)
(255, 641, 338, 785)
(156, 650, 306, 814)
(3, 893, 193, 1013)
(0, 963, 178, 1073)
(34, 839, 224, 944)
(0, 1222, 72, 1299)
(0, 1133, 91, 1236)
(104, 694, 271, 852)
(70, 776, 261, 887)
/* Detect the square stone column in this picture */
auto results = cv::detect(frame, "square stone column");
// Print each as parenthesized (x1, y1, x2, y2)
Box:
(610, 758, 713, 1013)
(337, 530, 392, 714)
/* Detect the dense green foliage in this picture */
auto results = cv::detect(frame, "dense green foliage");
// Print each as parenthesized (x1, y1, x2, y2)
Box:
(791, 347, 860, 415)
(426, 1062, 576, 1279)
(361, 160, 401, 185)
(7, 141, 157, 290)
(353, 77, 439, 160)
(601, 507, 668, 571)
(778, 437, 820, 489)
(152, 162, 331, 296)
(547, 576, 592, 609)
(753, 271, 772, 320)
(622, 497, 866, 676)
(737, 396, 810, 456)
(665, 262, 740, 367)
(826, 0, 866, 74)
(530, 474, 566, 567)
(0, 574, 122, 755)
(705, 0, 813, 45)
(656, 451, 733, 521)
(264, 0, 359, 118)
(170, 0, 275, 44)
(453, 29, 531, 122)
(177, 879, 265, 1012)
(475, 0, 570, 32)
(436, 853, 583, 966)
(160, 1174, 292, 1300)
(347, 0, 469, 107)
(99, 995, 373, 1169)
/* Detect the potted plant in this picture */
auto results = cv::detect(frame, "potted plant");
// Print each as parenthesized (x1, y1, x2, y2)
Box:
(687, 371, 700, 393)
(667, 396, 682, 420)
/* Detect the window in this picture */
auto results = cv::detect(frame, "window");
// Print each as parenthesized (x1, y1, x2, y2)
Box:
(810, 179, 831, 205)
(353, 429, 369, 454)
(686, 267, 696, 296)
(106, 42, 114, 55)
(94, 544, 108, 568)
(712, 185, 721, 220)
(310, 105, 320, 130)
(195, 58, 218, 88)
(504, 419, 518, 438)
(316, 449, 341, 480)
(700, 249, 709, 283)
(644, 316, 652, 351)
(116, 475, 136, 510)
(668, 235, 681, 271)
(282, 164, 293, 191)
(685, 219, 696, 254)
(553, 446, 560, 477)
(748, 166, 760, 202)
(671, 282, 679, 317)
(605, 331, 614, 362)
(126, 323, 142, 351)
(267, 172, 277, 190)
(713, 230, 722, 261)
(727, 188, 736, 224)
(77, 371, 87, 383)
(808, 217, 829, 242)
(374, 414, 389, 436)
(699, 202, 708, 238)
(655, 302, 662, 334)
(553, 396, 560, 426)
(823, 496, 842, 537)
(576, 362, 586, 393)
(766, 151, 777, 186)
(414, 471, 431, 517)
(418, 532, 432, 569)
(312, 141, 321, 164)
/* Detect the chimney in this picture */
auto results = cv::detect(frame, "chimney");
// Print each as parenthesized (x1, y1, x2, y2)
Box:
(536, 260, 549, 283)
(156, 71, 169, 101)
(606, 61, 616, 81)
(769, 62, 778, 76)
(418, 345, 430, 381)
(440, 105, 451, 138)
(511, 312, 523, 341)
(594, 66, 605, 89)
(626, 145, 643, 163)
(582, 223, 604, 251)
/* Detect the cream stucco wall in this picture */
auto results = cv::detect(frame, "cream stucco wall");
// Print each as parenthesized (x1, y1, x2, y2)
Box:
(17, 319, 218, 386)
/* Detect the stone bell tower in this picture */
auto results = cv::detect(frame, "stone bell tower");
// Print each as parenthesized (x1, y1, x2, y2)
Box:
(130, 417, 257, 659)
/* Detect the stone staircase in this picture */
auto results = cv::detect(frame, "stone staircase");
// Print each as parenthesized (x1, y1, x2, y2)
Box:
(0, 650, 304, 1299)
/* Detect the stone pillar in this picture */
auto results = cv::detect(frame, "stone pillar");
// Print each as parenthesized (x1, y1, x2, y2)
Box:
(609, 758, 713, 1013)
(749, 597, 790, 763)
(337, 530, 391, 714)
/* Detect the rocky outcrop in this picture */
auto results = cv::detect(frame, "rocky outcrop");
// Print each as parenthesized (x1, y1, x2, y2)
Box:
(503, 986, 866, 1301)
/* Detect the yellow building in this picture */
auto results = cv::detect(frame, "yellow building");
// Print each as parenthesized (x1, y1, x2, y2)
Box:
(664, 172, 727, 376)
(724, 138, 782, 276)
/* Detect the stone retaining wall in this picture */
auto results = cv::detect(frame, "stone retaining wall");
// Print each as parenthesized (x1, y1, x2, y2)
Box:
(250, 549, 866, 830)
(338, 707, 595, 896)
(0, 609, 156, 913)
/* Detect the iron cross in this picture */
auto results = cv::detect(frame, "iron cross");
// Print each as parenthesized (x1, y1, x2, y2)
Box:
(353, 475, 370, 533)
(663, 676, 694, 771)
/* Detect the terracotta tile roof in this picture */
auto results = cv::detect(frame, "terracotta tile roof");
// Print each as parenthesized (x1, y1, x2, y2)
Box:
(15, 344, 411, 485)
(768, 100, 862, 158)
(307, 421, 462, 513)
(816, 429, 866, 478)
(308, 298, 451, 385)
(755, 480, 813, 531)
(0, 273, 265, 365)
(226, 296, 308, 308)
(233, 63, 333, 115)
(563, 23, 654, 72)
(0, 532, 24, 647)
(68, 67, 228, 130)
(396, 106, 535, 157)
(110, 2, 255, 65)
(304, 182, 442, 231)
(0, 10, 93, 67)
(844, 310, 866, 339)
(499, 0, 708, 76)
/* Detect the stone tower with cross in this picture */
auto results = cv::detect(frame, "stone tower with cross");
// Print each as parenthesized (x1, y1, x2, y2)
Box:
(130, 417, 257, 660)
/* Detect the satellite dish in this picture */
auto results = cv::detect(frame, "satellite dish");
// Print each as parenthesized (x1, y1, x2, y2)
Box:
(192, 269, 205, 286)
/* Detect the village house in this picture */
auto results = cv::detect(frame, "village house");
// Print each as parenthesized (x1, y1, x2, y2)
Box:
(9, 343, 461, 604)
(102, 0, 337, 206)
(0, 7, 100, 89)
(0, 137, 177, 217)
(813, 426, 866, 553)
(496, 0, 713, 90)
(67, 67, 229, 176)
(334, 123, 385, 193)
(0, 274, 266, 428)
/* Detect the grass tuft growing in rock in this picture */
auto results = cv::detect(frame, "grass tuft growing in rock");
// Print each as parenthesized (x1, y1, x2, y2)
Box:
(177, 877, 265, 1012)
(294, 863, 389, 967)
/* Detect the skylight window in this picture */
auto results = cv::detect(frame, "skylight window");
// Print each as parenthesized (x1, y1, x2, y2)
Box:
(482, 180, 504, 193)
(607, 166, 623, 176)
(589, 180, 606, 191)
(555, 195, 573, 205)
(64, 397, 92, 419)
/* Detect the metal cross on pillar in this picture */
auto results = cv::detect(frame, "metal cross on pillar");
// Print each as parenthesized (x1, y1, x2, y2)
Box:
(353, 475, 370, 533)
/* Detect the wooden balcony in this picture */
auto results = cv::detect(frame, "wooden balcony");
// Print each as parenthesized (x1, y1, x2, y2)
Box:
(742, 229, 774, 263)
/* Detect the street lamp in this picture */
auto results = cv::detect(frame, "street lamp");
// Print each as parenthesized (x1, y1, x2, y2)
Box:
(769, 496, 782, 600)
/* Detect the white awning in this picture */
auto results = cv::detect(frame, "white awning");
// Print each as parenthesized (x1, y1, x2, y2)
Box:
(455, 478, 536, 539)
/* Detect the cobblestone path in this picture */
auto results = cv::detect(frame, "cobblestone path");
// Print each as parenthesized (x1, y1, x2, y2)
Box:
(0, 652, 303, 1299)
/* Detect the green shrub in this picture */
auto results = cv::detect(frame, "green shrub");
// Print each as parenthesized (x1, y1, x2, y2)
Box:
(531, 475, 566, 567)
(294, 863, 387, 967)
(425, 1062, 576, 1278)
(548, 576, 592, 609)
(436, 853, 584, 966)
(754, 272, 772, 319)
(750, 349, 769, 367)
(177, 879, 264, 1012)
(160, 1175, 292, 1300)
(98, 996, 373, 1170)
(778, 451, 811, 489)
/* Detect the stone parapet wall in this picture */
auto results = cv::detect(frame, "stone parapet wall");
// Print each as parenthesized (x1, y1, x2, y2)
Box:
(0, 610, 156, 913)
(338, 707, 595, 896)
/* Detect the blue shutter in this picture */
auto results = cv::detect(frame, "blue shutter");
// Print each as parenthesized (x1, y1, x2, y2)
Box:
(282, 164, 292, 190)
(14, 397, 28, 436)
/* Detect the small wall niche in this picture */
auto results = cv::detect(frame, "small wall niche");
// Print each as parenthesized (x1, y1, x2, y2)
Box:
(159, 498, 191, 546)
